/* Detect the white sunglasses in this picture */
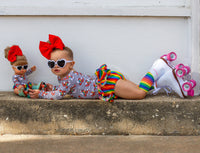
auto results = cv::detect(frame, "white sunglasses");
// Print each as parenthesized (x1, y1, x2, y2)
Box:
(48, 59, 72, 68)
(13, 65, 28, 70)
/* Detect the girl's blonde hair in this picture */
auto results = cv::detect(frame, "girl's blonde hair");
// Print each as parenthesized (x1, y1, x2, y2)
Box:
(4, 46, 28, 66)
(63, 46, 73, 60)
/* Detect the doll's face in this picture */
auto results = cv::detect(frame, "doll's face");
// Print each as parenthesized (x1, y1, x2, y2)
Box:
(50, 49, 75, 79)
(12, 63, 28, 75)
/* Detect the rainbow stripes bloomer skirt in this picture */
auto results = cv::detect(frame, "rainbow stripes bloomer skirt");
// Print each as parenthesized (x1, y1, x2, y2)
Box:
(95, 64, 125, 102)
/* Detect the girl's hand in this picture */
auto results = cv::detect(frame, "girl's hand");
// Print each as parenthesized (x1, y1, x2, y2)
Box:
(29, 89, 40, 98)
(31, 66, 36, 72)
(46, 83, 53, 91)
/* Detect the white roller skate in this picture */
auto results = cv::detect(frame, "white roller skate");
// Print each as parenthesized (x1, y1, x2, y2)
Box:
(149, 52, 177, 81)
(153, 68, 196, 98)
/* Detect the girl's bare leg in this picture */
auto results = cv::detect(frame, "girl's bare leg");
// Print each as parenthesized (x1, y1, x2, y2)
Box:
(114, 79, 146, 99)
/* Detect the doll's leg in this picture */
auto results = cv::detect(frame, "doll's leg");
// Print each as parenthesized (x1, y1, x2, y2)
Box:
(14, 88, 19, 95)
(114, 79, 146, 99)
(14, 85, 24, 95)
(14, 85, 26, 97)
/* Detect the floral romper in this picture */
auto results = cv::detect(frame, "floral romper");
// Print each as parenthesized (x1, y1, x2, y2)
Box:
(12, 69, 33, 89)
(39, 64, 125, 102)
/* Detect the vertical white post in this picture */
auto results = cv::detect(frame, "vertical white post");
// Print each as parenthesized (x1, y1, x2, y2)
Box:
(191, 0, 200, 95)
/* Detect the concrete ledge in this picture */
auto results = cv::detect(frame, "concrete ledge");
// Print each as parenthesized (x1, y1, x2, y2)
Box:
(0, 91, 200, 135)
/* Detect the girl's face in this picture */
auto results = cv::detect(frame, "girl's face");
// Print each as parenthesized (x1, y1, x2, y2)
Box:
(50, 49, 75, 79)
(12, 63, 28, 76)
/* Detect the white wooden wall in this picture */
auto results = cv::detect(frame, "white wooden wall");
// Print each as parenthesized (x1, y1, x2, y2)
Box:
(0, 0, 192, 16)
(0, 0, 199, 94)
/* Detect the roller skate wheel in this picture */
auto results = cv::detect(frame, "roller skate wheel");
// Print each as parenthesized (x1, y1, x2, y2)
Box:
(183, 66, 191, 74)
(182, 82, 192, 92)
(176, 68, 186, 77)
(188, 89, 194, 97)
(189, 79, 196, 88)
(175, 63, 184, 69)
(167, 52, 177, 61)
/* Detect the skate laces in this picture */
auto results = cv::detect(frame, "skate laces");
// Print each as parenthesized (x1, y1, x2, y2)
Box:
(152, 86, 173, 96)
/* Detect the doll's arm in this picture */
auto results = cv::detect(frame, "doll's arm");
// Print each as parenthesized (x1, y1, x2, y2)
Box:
(25, 66, 36, 76)
(31, 66, 36, 72)
(13, 76, 21, 89)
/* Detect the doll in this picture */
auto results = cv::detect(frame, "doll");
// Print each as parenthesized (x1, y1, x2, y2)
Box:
(4, 45, 47, 97)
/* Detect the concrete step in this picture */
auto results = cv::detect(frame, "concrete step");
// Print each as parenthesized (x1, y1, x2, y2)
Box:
(0, 135, 200, 153)
(0, 91, 200, 135)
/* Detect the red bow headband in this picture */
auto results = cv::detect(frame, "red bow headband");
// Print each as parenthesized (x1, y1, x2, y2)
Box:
(7, 45, 23, 62)
(39, 34, 65, 60)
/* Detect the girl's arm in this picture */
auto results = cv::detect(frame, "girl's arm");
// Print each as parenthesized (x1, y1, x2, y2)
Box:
(29, 80, 72, 100)
(29, 87, 66, 100)
(38, 87, 67, 100)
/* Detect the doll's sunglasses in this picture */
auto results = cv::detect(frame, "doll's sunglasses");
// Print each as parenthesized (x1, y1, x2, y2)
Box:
(48, 59, 72, 69)
(13, 65, 28, 70)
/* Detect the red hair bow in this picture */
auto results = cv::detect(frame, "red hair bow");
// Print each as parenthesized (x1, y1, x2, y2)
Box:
(7, 45, 23, 62)
(39, 34, 65, 60)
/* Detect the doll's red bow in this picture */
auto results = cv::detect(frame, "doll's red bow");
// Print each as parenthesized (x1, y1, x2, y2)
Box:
(7, 45, 23, 62)
(39, 34, 65, 59)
